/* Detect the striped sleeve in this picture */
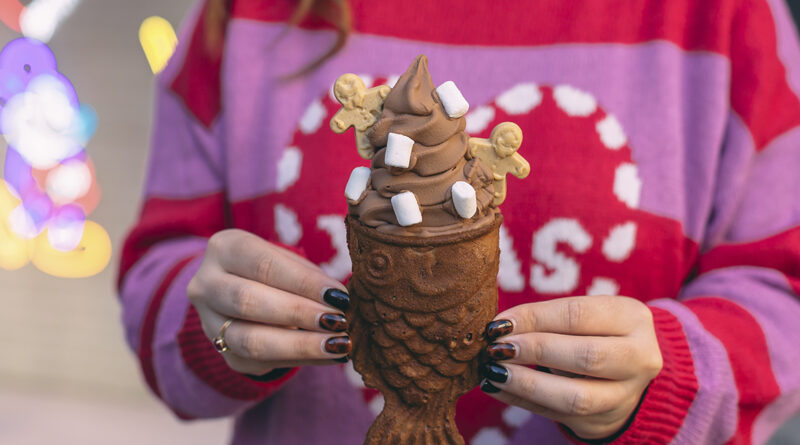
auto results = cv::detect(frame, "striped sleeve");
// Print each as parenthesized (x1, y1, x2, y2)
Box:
(117, 1, 295, 419)
(637, 1, 800, 444)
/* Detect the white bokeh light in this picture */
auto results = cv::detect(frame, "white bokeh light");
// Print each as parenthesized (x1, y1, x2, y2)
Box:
(20, 0, 82, 43)
(47, 216, 84, 251)
(2, 74, 83, 169)
(8, 205, 41, 239)
(46, 160, 92, 204)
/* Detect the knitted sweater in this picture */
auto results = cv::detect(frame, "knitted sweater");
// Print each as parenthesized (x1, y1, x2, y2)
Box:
(118, 0, 800, 443)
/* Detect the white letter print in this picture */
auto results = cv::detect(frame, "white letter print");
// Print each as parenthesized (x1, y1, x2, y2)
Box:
(316, 215, 352, 281)
(530, 218, 592, 294)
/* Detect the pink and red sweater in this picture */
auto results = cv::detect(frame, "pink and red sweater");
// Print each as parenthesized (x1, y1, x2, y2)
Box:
(118, 0, 800, 443)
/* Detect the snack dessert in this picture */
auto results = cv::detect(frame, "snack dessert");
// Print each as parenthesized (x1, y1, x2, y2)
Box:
(332, 55, 529, 445)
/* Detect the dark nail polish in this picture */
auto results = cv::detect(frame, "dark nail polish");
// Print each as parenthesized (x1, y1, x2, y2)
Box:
(481, 379, 501, 393)
(333, 355, 350, 363)
(484, 363, 509, 383)
(319, 313, 348, 332)
(486, 319, 513, 339)
(487, 342, 516, 361)
(325, 336, 351, 355)
(324, 289, 350, 312)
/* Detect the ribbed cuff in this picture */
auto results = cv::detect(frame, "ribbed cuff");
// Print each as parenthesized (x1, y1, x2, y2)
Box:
(177, 305, 298, 400)
(561, 306, 699, 445)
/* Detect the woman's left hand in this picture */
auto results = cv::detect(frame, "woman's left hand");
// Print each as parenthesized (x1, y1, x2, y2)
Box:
(481, 295, 663, 440)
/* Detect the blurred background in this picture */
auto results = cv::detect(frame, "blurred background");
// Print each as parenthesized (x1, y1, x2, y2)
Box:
(0, 1, 798, 444)
(0, 0, 230, 444)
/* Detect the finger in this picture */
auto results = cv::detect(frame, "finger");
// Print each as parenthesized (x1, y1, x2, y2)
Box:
(205, 271, 347, 332)
(490, 333, 637, 380)
(225, 319, 351, 361)
(212, 230, 347, 303)
(481, 376, 637, 440)
(485, 363, 629, 417)
(223, 354, 348, 376)
(199, 311, 351, 366)
(494, 296, 646, 336)
(480, 380, 566, 422)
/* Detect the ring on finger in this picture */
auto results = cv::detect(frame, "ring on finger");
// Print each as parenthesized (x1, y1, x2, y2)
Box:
(213, 318, 234, 353)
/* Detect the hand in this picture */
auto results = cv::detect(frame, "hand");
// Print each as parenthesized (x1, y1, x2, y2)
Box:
(481, 296, 663, 439)
(187, 229, 353, 377)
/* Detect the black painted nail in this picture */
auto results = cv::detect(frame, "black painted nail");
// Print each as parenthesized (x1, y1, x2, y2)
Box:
(323, 289, 350, 312)
(481, 379, 501, 393)
(319, 313, 348, 332)
(334, 355, 350, 363)
(484, 363, 509, 384)
(324, 336, 351, 355)
(486, 319, 513, 339)
(487, 342, 516, 361)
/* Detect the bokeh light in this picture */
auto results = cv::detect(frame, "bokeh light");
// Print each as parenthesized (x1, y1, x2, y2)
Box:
(46, 159, 91, 204)
(19, 0, 81, 43)
(0, 0, 24, 32)
(31, 219, 111, 278)
(139, 16, 178, 74)
(2, 73, 83, 169)
(0, 36, 110, 277)
(0, 179, 31, 270)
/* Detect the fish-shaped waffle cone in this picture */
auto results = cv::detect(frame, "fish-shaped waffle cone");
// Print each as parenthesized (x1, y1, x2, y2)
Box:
(345, 214, 502, 445)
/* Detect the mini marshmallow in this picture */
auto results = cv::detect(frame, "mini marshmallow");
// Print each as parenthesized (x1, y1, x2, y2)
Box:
(391, 191, 422, 226)
(436, 81, 469, 118)
(385, 133, 415, 168)
(345, 166, 371, 201)
(451, 181, 477, 218)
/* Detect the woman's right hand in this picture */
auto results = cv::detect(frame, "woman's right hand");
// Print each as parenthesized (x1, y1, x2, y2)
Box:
(187, 229, 352, 377)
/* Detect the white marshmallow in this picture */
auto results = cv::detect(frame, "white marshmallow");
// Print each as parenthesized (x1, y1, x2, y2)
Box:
(451, 181, 477, 218)
(390, 191, 422, 226)
(385, 133, 415, 168)
(436, 81, 469, 118)
(345, 166, 371, 201)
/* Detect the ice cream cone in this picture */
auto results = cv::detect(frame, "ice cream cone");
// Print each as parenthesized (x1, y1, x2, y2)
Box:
(346, 214, 502, 445)
(332, 54, 529, 444)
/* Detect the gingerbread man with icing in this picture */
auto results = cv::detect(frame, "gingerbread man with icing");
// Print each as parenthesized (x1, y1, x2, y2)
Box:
(468, 122, 530, 206)
(330, 73, 391, 159)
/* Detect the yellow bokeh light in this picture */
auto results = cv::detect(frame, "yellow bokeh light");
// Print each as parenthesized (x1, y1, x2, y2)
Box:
(0, 180, 32, 270)
(139, 16, 178, 74)
(31, 220, 111, 278)
(0, 180, 111, 277)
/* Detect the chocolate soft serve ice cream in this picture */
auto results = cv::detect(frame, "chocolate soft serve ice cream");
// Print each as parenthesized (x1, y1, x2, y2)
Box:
(331, 55, 529, 445)
(348, 55, 497, 235)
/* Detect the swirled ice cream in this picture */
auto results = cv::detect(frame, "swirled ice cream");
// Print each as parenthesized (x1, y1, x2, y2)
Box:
(347, 55, 497, 236)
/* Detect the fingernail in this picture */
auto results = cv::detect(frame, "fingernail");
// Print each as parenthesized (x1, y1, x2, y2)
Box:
(487, 342, 516, 361)
(480, 378, 501, 393)
(334, 355, 350, 363)
(323, 288, 350, 312)
(484, 363, 509, 383)
(486, 319, 513, 339)
(324, 336, 351, 355)
(319, 313, 348, 332)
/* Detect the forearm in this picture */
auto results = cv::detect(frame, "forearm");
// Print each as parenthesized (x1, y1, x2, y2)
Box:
(636, 266, 800, 444)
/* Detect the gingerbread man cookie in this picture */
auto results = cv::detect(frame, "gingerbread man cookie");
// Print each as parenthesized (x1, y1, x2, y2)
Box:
(468, 122, 530, 206)
(330, 73, 391, 159)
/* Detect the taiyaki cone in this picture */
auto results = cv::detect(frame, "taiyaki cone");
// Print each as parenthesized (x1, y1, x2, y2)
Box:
(345, 214, 502, 445)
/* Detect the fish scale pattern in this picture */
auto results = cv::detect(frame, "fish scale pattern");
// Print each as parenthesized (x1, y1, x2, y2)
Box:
(346, 215, 502, 444)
